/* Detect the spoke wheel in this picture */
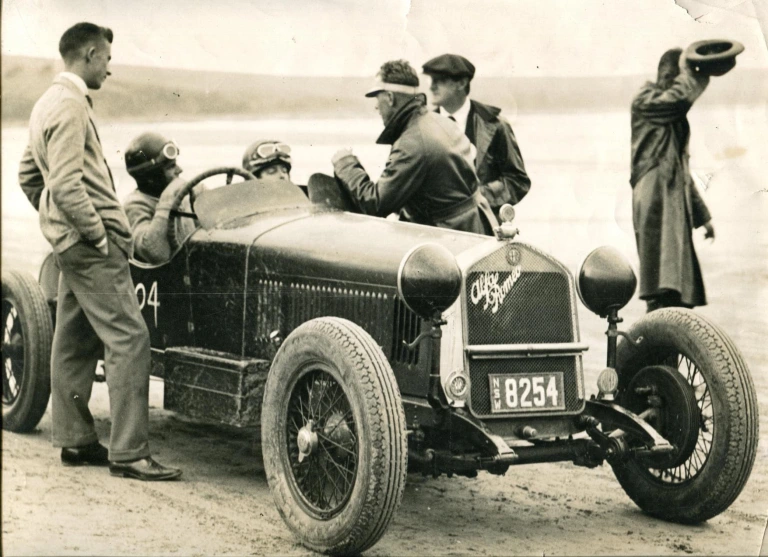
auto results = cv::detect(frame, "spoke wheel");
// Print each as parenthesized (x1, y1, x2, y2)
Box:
(612, 308, 758, 523)
(287, 367, 358, 518)
(262, 317, 407, 555)
(3, 302, 23, 405)
(2, 270, 53, 432)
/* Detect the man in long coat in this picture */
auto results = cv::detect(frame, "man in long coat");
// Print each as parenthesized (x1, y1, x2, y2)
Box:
(332, 60, 496, 235)
(630, 48, 715, 312)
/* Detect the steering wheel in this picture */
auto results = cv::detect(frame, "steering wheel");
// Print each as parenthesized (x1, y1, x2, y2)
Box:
(167, 166, 255, 251)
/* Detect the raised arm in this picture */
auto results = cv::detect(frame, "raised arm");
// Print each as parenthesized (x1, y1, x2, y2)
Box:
(632, 62, 710, 125)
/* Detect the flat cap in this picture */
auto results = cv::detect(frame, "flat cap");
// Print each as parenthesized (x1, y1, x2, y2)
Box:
(422, 54, 475, 80)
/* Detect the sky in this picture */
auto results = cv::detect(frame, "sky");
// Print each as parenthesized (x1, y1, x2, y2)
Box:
(1, 0, 767, 77)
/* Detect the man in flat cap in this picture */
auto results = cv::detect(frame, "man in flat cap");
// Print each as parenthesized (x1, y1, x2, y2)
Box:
(331, 59, 496, 234)
(423, 53, 531, 219)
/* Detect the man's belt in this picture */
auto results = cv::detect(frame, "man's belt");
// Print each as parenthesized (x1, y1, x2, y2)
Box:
(426, 190, 484, 222)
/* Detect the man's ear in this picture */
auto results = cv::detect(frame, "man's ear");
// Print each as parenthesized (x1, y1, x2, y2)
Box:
(85, 45, 96, 63)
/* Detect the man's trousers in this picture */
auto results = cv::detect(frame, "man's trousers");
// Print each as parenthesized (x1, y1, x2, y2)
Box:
(52, 239, 151, 462)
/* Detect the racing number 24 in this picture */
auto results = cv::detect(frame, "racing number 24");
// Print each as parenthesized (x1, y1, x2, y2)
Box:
(135, 281, 159, 327)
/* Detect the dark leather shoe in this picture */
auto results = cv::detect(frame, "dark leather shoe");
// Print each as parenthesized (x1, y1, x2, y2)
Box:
(61, 441, 109, 467)
(109, 457, 182, 481)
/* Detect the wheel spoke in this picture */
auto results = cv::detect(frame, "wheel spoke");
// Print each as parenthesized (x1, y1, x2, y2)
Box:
(316, 455, 344, 506)
(317, 432, 356, 457)
(320, 445, 354, 490)
(324, 408, 354, 437)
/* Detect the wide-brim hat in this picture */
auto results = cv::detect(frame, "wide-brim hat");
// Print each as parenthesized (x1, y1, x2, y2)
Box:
(684, 39, 745, 76)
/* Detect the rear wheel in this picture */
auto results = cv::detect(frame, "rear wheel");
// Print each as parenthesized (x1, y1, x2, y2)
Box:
(612, 308, 758, 523)
(261, 317, 407, 555)
(2, 270, 53, 432)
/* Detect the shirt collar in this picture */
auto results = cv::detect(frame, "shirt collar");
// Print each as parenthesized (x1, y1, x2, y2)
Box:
(59, 72, 89, 96)
(439, 97, 471, 132)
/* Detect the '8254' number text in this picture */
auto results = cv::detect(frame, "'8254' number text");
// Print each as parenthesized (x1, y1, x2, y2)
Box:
(489, 372, 565, 413)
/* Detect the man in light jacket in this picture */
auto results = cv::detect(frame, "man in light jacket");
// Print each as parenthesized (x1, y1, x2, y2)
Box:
(18, 22, 181, 480)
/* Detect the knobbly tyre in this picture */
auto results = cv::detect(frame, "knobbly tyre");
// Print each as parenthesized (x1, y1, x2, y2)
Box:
(2, 167, 758, 555)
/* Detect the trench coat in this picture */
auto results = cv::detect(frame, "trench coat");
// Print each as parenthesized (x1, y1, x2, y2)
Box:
(630, 70, 712, 307)
(468, 100, 531, 209)
(333, 97, 496, 235)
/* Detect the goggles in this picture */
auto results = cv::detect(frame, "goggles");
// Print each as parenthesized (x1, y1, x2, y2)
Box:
(128, 141, 180, 174)
(254, 142, 291, 159)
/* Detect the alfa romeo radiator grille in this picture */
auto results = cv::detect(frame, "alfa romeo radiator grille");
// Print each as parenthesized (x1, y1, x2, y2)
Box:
(467, 272, 572, 345)
(465, 244, 575, 345)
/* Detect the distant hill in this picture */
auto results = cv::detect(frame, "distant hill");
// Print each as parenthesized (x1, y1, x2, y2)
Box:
(2, 55, 765, 123)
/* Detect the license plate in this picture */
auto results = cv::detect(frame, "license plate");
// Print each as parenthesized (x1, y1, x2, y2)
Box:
(488, 372, 565, 413)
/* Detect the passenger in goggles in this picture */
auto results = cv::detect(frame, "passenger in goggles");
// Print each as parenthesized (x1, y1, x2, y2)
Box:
(123, 132, 193, 263)
(242, 140, 292, 183)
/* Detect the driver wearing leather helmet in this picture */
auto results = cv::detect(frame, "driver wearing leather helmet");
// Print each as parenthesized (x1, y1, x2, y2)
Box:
(123, 132, 192, 263)
(242, 140, 293, 183)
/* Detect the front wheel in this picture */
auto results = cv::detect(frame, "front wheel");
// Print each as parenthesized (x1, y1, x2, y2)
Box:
(2, 269, 53, 432)
(612, 308, 758, 523)
(261, 317, 407, 555)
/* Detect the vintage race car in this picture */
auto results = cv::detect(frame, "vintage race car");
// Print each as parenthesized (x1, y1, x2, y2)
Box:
(2, 167, 759, 555)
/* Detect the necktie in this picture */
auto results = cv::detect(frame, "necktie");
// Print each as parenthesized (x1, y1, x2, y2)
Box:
(86, 95, 93, 108)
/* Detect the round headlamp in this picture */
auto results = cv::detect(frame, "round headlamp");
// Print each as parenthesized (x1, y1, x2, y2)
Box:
(397, 243, 461, 320)
(576, 246, 637, 317)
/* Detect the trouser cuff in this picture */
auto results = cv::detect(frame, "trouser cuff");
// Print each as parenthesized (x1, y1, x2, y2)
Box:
(109, 444, 151, 462)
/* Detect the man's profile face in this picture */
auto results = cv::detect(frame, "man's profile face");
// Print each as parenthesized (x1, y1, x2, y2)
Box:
(163, 162, 183, 184)
(85, 38, 111, 90)
(429, 75, 464, 107)
(374, 91, 395, 124)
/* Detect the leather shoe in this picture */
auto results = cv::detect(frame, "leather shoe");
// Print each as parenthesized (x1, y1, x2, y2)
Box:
(61, 441, 109, 467)
(109, 457, 182, 481)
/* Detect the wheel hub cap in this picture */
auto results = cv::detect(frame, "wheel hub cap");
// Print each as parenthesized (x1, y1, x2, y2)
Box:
(297, 420, 318, 462)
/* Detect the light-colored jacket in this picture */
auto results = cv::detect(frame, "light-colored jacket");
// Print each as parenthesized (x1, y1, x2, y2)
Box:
(18, 76, 133, 257)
